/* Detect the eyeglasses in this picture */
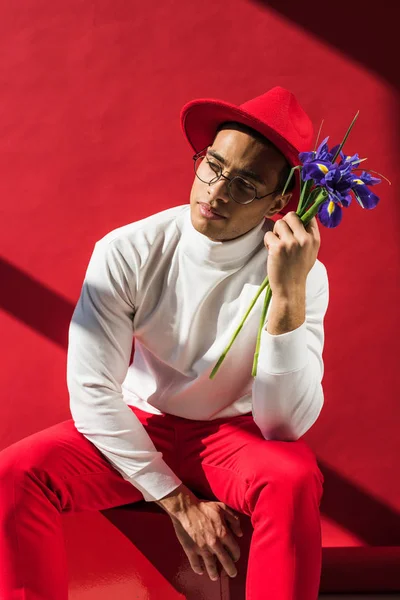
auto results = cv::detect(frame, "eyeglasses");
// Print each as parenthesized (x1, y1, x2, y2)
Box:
(193, 146, 282, 205)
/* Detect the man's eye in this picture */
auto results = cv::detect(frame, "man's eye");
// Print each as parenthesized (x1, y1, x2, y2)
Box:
(236, 178, 253, 190)
(207, 160, 221, 173)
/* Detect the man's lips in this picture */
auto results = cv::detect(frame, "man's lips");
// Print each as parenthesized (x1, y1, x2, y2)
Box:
(198, 202, 227, 218)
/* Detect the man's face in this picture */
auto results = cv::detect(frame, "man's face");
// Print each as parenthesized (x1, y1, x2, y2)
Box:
(189, 127, 291, 242)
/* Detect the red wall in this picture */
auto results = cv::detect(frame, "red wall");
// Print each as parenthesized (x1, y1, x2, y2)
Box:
(1, 0, 399, 548)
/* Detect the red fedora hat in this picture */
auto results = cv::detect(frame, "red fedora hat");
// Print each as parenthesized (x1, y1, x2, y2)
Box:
(180, 86, 314, 215)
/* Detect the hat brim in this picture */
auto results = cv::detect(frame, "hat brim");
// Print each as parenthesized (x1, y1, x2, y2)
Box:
(180, 98, 301, 215)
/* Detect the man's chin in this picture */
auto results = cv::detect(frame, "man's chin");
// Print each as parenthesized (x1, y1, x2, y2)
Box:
(189, 204, 227, 241)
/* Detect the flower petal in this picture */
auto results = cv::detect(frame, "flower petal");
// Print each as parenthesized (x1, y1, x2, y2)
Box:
(316, 136, 330, 158)
(354, 189, 380, 209)
(302, 160, 333, 182)
(359, 171, 381, 186)
(299, 150, 316, 164)
(318, 200, 342, 228)
(328, 144, 341, 161)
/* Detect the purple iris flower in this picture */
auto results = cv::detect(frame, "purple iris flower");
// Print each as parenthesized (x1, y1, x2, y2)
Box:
(316, 168, 352, 227)
(303, 165, 352, 228)
(302, 163, 352, 203)
(298, 138, 382, 228)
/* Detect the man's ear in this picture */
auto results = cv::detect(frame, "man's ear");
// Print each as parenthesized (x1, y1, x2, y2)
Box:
(264, 192, 292, 217)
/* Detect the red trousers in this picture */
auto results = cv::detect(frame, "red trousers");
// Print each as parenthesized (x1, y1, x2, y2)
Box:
(0, 405, 324, 599)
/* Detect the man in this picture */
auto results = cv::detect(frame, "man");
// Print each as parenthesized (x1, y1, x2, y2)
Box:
(0, 86, 328, 600)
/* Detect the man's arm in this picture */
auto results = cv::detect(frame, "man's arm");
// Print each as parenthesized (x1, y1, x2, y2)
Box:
(266, 285, 306, 336)
(67, 235, 182, 502)
(251, 212, 329, 441)
(251, 260, 329, 440)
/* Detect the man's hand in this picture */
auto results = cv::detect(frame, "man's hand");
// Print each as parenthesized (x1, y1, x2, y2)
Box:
(155, 483, 243, 581)
(264, 212, 321, 297)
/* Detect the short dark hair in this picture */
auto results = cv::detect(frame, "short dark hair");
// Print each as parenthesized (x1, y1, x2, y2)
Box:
(214, 121, 295, 193)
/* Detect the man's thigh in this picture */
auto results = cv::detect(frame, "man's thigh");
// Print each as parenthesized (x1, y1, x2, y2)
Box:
(0, 407, 178, 513)
(177, 414, 323, 515)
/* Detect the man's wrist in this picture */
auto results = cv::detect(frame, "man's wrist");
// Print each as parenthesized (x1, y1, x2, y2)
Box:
(266, 286, 306, 335)
(155, 483, 199, 517)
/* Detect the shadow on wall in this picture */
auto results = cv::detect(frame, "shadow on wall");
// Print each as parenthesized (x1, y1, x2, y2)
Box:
(252, 0, 399, 91)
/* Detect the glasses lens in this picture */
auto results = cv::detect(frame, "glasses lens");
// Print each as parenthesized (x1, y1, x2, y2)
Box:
(194, 154, 256, 204)
(194, 155, 221, 184)
(229, 177, 256, 204)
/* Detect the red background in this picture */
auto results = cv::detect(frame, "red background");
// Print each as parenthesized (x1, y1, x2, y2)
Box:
(0, 0, 399, 595)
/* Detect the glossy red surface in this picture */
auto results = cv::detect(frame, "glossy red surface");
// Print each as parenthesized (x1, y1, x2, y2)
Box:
(63, 506, 400, 598)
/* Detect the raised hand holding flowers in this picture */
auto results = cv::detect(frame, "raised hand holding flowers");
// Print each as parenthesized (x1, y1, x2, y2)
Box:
(263, 213, 320, 302)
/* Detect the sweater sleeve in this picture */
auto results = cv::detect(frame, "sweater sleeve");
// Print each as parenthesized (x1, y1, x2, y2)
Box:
(66, 237, 182, 502)
(251, 260, 329, 441)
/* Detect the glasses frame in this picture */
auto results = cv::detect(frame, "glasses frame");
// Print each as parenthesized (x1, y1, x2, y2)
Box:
(192, 145, 282, 205)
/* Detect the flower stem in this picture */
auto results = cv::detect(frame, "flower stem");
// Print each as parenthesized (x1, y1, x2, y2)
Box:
(251, 281, 272, 376)
(209, 274, 271, 379)
(331, 111, 359, 163)
(297, 179, 313, 214)
(299, 189, 327, 221)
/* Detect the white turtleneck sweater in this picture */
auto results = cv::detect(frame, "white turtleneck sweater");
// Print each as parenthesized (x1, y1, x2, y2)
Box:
(67, 204, 329, 502)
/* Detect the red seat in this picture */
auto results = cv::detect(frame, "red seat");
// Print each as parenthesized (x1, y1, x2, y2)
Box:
(63, 501, 400, 599)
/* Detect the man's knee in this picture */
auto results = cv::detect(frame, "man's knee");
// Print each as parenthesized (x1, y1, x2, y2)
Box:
(0, 442, 30, 509)
(245, 441, 323, 509)
(0, 431, 57, 485)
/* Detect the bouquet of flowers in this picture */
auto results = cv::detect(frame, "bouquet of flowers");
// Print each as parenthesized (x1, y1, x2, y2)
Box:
(209, 112, 389, 380)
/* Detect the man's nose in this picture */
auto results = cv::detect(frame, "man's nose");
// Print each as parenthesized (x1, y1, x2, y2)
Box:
(207, 175, 231, 202)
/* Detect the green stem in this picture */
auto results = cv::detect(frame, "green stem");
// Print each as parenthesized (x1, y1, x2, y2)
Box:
(209, 274, 271, 379)
(251, 281, 272, 376)
(281, 165, 301, 197)
(300, 189, 327, 222)
(297, 178, 313, 215)
(331, 111, 359, 163)
(298, 186, 320, 216)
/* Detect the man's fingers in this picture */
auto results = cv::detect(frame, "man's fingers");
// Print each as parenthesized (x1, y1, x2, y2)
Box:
(172, 520, 205, 576)
(186, 552, 204, 575)
(200, 549, 219, 581)
(271, 212, 321, 249)
(273, 217, 294, 241)
(279, 212, 312, 244)
(210, 540, 238, 578)
(224, 510, 243, 538)
(172, 501, 243, 581)
(185, 550, 204, 576)
(305, 215, 318, 230)
(305, 215, 321, 242)
(221, 535, 241, 563)
(264, 230, 283, 252)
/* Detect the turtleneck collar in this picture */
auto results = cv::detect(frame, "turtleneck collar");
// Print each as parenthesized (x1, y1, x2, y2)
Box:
(178, 204, 271, 268)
